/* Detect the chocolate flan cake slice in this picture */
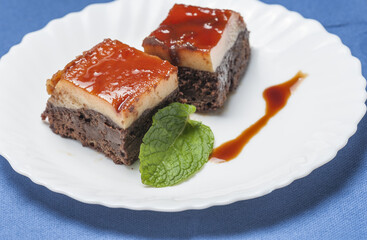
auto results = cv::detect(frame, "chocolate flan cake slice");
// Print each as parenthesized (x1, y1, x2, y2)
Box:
(143, 4, 251, 112)
(42, 39, 178, 165)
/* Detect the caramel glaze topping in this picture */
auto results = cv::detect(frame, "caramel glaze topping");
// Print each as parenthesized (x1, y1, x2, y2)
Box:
(64, 39, 177, 113)
(143, 4, 239, 65)
(211, 71, 308, 162)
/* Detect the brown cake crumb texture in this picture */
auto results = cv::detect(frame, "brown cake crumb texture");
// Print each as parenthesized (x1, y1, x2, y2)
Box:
(41, 90, 178, 165)
(177, 30, 251, 112)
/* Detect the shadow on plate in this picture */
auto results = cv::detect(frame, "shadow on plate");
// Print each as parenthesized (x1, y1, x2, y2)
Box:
(1, 116, 366, 238)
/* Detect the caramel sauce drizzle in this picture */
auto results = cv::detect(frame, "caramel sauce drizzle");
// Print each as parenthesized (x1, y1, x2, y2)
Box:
(211, 71, 307, 162)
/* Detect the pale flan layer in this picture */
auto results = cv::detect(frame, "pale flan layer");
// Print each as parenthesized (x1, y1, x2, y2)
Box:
(46, 39, 178, 129)
(142, 4, 246, 72)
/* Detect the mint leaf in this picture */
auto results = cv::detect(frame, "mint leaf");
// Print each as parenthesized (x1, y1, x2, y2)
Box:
(139, 102, 214, 187)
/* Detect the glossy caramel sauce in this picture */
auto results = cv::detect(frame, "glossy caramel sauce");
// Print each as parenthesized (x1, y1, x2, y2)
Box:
(211, 71, 307, 162)
(144, 4, 234, 53)
(64, 39, 177, 113)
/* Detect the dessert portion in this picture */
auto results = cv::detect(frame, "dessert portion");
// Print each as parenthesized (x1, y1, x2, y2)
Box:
(42, 39, 178, 165)
(143, 4, 251, 112)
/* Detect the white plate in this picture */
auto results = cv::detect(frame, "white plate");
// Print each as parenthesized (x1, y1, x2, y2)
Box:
(0, 0, 365, 212)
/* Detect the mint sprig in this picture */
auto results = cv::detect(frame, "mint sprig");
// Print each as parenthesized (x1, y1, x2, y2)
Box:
(139, 103, 214, 187)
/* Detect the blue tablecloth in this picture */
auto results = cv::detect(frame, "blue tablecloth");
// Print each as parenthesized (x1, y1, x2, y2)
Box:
(1, 0, 366, 239)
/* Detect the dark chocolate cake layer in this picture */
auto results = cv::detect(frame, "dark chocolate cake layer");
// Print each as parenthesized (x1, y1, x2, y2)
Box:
(177, 30, 251, 112)
(41, 90, 178, 165)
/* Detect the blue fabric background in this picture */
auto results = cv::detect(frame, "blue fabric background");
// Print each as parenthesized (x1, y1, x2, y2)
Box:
(0, 0, 366, 239)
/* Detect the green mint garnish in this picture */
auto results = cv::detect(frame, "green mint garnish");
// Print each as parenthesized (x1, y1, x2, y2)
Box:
(139, 102, 214, 187)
